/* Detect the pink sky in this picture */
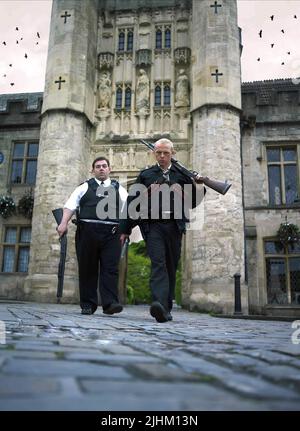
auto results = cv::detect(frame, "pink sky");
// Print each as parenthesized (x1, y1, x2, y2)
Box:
(0, 0, 300, 94)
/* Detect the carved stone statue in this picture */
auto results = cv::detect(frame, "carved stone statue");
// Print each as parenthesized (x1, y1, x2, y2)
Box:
(129, 146, 135, 169)
(121, 151, 128, 168)
(175, 69, 189, 107)
(108, 148, 114, 166)
(136, 69, 150, 115)
(97, 71, 111, 110)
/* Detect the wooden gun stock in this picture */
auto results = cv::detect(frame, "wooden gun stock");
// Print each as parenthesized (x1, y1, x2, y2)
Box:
(199, 176, 231, 195)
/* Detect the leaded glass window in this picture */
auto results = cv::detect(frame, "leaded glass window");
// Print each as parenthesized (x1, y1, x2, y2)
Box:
(267, 146, 299, 205)
(265, 239, 300, 305)
(2, 226, 31, 273)
(11, 141, 39, 185)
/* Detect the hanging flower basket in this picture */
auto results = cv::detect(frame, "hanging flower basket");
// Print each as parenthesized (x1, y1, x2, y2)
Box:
(18, 190, 34, 219)
(0, 195, 16, 219)
(277, 222, 300, 248)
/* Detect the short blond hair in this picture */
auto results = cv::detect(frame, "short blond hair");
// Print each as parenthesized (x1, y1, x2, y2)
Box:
(154, 138, 174, 150)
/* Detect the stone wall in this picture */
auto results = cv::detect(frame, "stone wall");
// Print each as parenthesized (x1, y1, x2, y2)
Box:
(0, 94, 42, 299)
(242, 79, 300, 316)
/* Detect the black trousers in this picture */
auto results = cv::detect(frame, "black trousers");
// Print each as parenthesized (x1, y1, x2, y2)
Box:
(145, 221, 182, 311)
(75, 222, 121, 311)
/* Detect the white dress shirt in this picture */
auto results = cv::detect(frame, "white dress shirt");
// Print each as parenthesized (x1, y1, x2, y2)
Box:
(64, 177, 128, 212)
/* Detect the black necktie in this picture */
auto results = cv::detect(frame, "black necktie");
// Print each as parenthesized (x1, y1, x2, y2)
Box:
(163, 170, 170, 183)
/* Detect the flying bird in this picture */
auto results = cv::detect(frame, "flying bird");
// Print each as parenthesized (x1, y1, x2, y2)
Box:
(281, 62, 285, 65)
(9, 64, 12, 67)
(259, 30, 262, 38)
(24, 53, 28, 58)
(3, 74, 6, 77)
(294, 15, 297, 19)
(281, 29, 285, 33)
(36, 42, 39, 45)
(271, 43, 274, 48)
(287, 51, 291, 55)
(37, 32, 40, 38)
(257, 58, 260, 61)
(2, 41, 6, 45)
(10, 83, 14, 86)
(15, 27, 19, 31)
(270, 15, 274, 20)
(16, 40, 19, 44)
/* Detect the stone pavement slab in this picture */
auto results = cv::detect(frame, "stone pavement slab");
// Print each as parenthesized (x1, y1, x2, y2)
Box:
(0, 301, 300, 411)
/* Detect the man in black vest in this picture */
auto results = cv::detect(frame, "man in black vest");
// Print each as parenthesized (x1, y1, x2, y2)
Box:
(57, 157, 128, 315)
(120, 138, 204, 323)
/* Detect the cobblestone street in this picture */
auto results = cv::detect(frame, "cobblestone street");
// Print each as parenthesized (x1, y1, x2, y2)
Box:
(0, 301, 300, 411)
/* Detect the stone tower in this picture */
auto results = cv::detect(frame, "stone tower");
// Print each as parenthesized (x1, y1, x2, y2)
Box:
(24, 0, 98, 301)
(183, 0, 246, 313)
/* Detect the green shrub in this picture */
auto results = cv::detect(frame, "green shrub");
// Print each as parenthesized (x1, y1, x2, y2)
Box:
(129, 240, 148, 257)
(126, 284, 135, 305)
(127, 243, 151, 304)
(126, 240, 182, 306)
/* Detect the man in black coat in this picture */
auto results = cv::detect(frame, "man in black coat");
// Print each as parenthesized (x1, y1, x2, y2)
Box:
(120, 138, 204, 323)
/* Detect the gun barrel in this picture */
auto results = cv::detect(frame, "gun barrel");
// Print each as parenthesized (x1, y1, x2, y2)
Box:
(140, 139, 154, 151)
(120, 237, 129, 260)
(52, 207, 67, 302)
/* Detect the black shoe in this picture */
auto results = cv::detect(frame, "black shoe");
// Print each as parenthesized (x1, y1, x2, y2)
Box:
(103, 302, 123, 315)
(167, 312, 173, 321)
(81, 306, 93, 315)
(150, 301, 169, 323)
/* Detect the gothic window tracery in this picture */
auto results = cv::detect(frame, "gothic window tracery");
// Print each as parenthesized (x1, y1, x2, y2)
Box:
(155, 25, 172, 50)
(165, 28, 171, 48)
(127, 31, 133, 51)
(125, 87, 132, 110)
(155, 29, 162, 49)
(118, 31, 125, 51)
(164, 85, 171, 106)
(115, 84, 132, 111)
(118, 28, 134, 52)
(116, 87, 122, 110)
(154, 82, 171, 107)
(155, 85, 161, 106)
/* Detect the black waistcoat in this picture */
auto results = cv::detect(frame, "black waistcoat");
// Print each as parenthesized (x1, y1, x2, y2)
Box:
(79, 178, 120, 222)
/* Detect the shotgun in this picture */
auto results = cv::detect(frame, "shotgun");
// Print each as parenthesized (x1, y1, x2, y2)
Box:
(52, 208, 67, 303)
(140, 139, 231, 195)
